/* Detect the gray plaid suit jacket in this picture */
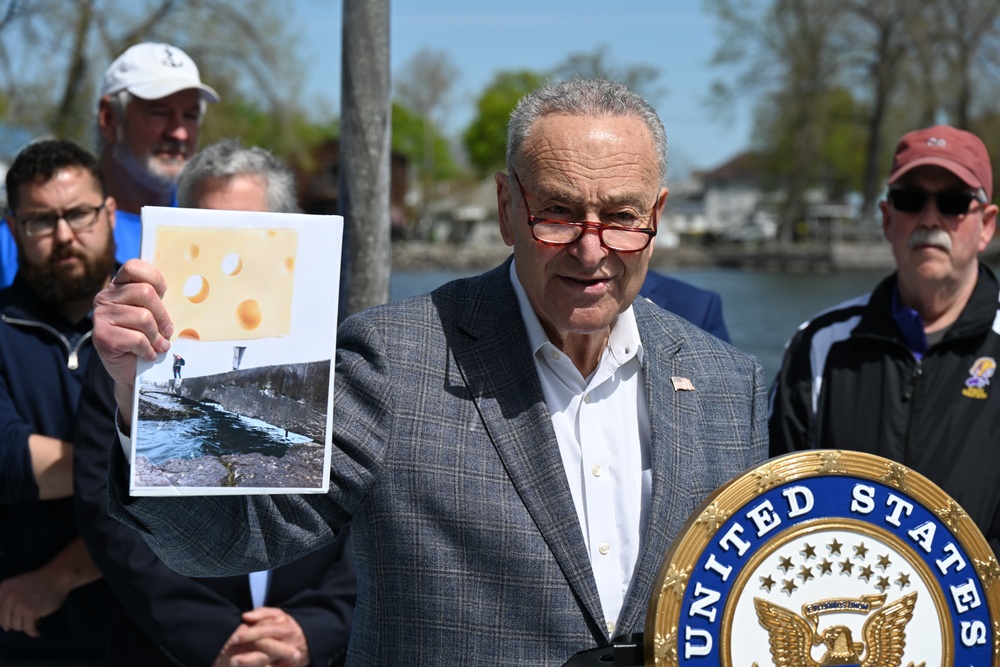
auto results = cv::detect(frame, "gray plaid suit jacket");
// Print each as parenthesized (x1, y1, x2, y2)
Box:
(110, 258, 767, 665)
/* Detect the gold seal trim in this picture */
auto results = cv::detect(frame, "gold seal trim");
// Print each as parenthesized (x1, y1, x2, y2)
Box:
(644, 450, 1000, 666)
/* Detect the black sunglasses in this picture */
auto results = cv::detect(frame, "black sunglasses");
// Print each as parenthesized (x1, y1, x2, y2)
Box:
(887, 188, 986, 216)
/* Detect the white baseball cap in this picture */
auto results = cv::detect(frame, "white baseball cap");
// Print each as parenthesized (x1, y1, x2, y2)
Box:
(101, 42, 220, 103)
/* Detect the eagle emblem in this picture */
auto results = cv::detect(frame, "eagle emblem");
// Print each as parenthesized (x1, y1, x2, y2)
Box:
(753, 592, 920, 666)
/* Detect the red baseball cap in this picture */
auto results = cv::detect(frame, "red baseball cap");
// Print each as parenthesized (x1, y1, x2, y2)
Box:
(888, 125, 993, 200)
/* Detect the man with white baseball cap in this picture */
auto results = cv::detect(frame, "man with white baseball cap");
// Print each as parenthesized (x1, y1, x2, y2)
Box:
(0, 43, 219, 287)
(99, 42, 219, 104)
(95, 42, 219, 263)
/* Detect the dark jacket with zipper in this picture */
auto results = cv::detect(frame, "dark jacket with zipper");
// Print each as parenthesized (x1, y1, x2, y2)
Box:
(0, 273, 111, 659)
(769, 264, 1000, 556)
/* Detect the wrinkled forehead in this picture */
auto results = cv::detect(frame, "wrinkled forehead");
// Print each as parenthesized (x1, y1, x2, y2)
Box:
(521, 113, 655, 156)
(518, 114, 661, 191)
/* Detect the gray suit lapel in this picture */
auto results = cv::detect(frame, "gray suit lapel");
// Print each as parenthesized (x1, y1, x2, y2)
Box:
(615, 299, 701, 634)
(445, 260, 607, 635)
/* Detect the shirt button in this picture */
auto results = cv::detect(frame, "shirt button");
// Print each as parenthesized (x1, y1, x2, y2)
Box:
(598, 542, 611, 555)
(584, 393, 592, 404)
(549, 349, 560, 360)
(591, 465, 602, 477)
(606, 620, 616, 635)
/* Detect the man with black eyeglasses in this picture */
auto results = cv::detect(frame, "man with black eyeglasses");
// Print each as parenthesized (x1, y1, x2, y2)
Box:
(0, 139, 115, 663)
(769, 125, 1000, 555)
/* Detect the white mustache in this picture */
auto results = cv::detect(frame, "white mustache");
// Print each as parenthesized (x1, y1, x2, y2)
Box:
(154, 140, 188, 159)
(908, 227, 952, 251)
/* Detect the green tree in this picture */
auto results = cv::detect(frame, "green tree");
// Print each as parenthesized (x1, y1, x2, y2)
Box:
(462, 70, 546, 176)
(552, 44, 664, 103)
(0, 0, 310, 155)
(708, 0, 1000, 237)
(391, 101, 458, 181)
(756, 87, 865, 201)
(200, 98, 338, 166)
(393, 49, 461, 226)
(709, 0, 848, 242)
(839, 0, 912, 222)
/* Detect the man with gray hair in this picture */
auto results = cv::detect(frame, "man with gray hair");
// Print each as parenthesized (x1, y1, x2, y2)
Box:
(176, 139, 298, 213)
(769, 124, 1000, 555)
(93, 78, 766, 665)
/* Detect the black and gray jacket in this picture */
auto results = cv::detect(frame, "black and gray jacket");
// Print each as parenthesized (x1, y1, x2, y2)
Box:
(768, 265, 1000, 555)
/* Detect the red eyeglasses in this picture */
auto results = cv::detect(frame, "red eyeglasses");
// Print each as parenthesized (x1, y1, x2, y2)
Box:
(511, 170, 658, 252)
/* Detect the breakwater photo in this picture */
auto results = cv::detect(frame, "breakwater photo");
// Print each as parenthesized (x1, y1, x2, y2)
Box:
(133, 360, 331, 492)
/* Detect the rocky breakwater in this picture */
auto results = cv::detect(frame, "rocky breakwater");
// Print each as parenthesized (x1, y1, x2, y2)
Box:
(176, 360, 330, 442)
(133, 443, 325, 489)
(133, 360, 330, 489)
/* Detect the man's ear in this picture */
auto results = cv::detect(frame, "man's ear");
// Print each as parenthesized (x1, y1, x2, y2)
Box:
(978, 203, 998, 252)
(495, 171, 515, 247)
(3, 212, 20, 242)
(656, 186, 669, 218)
(879, 199, 892, 241)
(97, 96, 119, 146)
(105, 196, 117, 232)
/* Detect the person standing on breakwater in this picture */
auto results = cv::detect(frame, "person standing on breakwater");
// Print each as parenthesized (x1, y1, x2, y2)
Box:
(171, 353, 184, 379)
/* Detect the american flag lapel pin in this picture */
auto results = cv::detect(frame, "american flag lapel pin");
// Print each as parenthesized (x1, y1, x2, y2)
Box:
(671, 376, 695, 391)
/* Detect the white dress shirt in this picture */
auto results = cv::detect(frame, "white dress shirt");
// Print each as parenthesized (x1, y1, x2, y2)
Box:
(509, 263, 652, 636)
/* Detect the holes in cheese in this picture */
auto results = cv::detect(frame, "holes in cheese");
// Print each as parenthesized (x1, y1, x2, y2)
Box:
(221, 253, 243, 276)
(155, 226, 297, 341)
(183, 275, 210, 303)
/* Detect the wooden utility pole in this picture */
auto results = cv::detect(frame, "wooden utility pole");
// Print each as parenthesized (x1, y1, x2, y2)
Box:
(339, 0, 391, 319)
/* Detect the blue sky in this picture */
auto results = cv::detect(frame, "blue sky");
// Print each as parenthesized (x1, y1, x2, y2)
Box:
(290, 0, 752, 179)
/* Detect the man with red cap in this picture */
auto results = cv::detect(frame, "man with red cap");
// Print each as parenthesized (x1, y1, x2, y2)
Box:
(769, 125, 1000, 555)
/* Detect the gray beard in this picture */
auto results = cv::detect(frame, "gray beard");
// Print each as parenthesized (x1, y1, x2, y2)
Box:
(111, 141, 179, 194)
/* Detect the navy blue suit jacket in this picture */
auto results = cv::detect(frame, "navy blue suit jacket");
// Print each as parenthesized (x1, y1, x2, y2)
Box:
(639, 270, 730, 342)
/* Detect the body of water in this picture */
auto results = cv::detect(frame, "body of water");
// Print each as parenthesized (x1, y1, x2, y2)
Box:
(390, 267, 893, 383)
(137, 394, 312, 464)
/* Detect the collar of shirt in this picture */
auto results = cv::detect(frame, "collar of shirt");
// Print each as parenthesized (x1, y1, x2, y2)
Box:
(507, 261, 644, 375)
(891, 283, 928, 360)
(508, 261, 651, 636)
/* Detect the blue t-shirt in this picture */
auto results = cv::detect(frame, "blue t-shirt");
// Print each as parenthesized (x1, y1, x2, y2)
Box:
(0, 208, 144, 288)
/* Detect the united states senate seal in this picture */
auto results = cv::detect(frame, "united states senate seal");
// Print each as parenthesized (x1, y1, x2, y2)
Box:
(645, 450, 1000, 666)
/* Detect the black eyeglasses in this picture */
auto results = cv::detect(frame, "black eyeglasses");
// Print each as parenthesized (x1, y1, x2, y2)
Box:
(511, 171, 658, 253)
(886, 188, 986, 216)
(17, 203, 106, 238)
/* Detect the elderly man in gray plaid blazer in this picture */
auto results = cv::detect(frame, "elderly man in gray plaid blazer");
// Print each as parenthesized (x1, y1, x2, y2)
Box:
(93, 79, 767, 665)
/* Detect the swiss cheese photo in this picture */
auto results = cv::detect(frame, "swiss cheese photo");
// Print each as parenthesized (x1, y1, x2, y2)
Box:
(129, 206, 342, 496)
